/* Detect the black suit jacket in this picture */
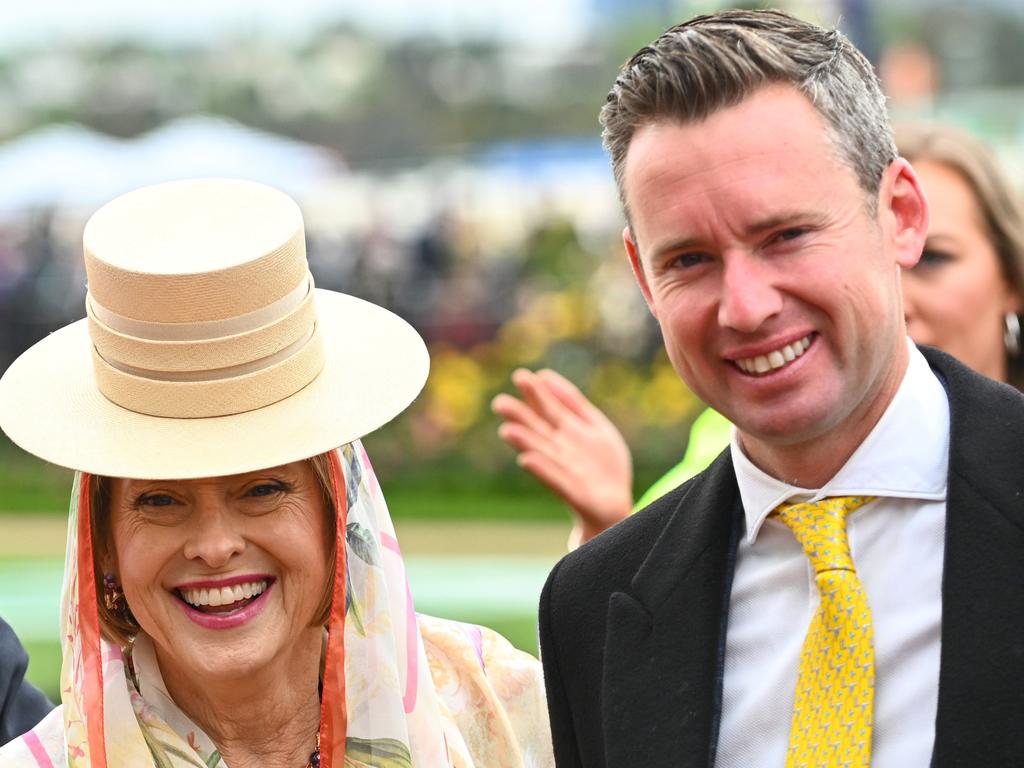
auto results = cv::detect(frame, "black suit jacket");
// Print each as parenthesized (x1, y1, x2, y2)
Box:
(0, 617, 52, 745)
(539, 347, 1024, 767)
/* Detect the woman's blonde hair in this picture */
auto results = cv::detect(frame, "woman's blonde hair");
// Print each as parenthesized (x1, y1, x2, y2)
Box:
(896, 123, 1024, 390)
(89, 452, 338, 647)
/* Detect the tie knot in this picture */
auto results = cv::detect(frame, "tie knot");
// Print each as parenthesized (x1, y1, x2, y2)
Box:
(771, 495, 875, 573)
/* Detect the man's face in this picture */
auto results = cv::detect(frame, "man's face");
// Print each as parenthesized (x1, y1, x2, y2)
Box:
(623, 85, 925, 466)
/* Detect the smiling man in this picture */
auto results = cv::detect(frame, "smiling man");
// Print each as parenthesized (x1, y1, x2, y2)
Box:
(538, 10, 1024, 768)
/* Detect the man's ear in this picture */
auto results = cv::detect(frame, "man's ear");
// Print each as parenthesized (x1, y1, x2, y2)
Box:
(623, 226, 658, 318)
(879, 157, 930, 269)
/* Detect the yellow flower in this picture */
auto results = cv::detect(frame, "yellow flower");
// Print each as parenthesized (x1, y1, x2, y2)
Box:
(425, 346, 488, 433)
(534, 291, 597, 340)
(497, 315, 550, 364)
(638, 360, 699, 425)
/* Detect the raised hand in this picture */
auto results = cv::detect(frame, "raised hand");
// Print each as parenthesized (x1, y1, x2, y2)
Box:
(492, 368, 634, 546)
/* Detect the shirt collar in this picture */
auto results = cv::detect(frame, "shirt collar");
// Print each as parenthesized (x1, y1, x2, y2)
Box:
(731, 340, 950, 545)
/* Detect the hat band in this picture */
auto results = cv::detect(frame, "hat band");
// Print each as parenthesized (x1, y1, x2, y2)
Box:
(85, 271, 326, 418)
(91, 325, 326, 418)
(86, 282, 318, 373)
(97, 326, 317, 383)
(88, 273, 313, 342)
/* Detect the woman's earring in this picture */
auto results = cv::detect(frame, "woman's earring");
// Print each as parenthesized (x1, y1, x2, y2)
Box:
(104, 572, 126, 613)
(1005, 312, 1021, 357)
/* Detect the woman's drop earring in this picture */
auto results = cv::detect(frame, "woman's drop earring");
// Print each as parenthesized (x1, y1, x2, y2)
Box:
(1004, 312, 1021, 357)
(104, 572, 126, 613)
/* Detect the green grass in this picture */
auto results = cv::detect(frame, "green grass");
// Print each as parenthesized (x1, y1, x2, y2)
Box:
(23, 640, 62, 703)
(443, 613, 538, 658)
(386, 487, 566, 521)
(0, 434, 570, 523)
(0, 442, 72, 514)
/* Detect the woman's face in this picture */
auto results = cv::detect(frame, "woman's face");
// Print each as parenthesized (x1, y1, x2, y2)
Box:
(108, 460, 331, 684)
(902, 159, 1021, 383)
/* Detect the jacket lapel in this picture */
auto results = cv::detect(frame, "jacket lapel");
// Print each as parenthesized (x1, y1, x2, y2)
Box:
(602, 451, 743, 768)
(924, 348, 1024, 765)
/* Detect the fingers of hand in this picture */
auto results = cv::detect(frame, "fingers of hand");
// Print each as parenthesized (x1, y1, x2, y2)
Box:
(521, 450, 632, 526)
(492, 392, 554, 438)
(517, 451, 584, 508)
(535, 368, 599, 420)
(496, 420, 548, 454)
(511, 368, 570, 429)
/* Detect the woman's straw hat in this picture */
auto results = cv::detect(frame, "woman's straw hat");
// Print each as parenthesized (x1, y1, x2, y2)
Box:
(0, 178, 429, 479)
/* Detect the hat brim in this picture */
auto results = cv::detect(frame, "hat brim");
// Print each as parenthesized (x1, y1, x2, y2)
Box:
(0, 289, 429, 479)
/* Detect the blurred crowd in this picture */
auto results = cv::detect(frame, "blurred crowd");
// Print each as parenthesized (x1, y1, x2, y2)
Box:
(4, 0, 1024, 491)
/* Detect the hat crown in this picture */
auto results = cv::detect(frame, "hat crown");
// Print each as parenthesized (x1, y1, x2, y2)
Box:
(83, 179, 325, 419)
(84, 178, 307, 323)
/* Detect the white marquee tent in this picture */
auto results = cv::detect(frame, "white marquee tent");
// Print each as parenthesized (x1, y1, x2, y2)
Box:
(0, 115, 343, 214)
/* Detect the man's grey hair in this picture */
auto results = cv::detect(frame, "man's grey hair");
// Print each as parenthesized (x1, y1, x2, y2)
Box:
(601, 9, 896, 219)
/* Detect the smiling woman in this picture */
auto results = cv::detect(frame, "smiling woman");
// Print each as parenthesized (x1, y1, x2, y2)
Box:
(93, 462, 334, 663)
(0, 179, 552, 768)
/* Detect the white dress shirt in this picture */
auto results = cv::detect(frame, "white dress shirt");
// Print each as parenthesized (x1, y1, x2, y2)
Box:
(716, 342, 948, 768)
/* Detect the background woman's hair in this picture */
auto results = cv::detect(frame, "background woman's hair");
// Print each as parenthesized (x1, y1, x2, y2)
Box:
(896, 122, 1024, 390)
(90, 452, 338, 647)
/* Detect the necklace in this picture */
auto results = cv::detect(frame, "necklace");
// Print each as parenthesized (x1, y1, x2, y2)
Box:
(305, 732, 321, 768)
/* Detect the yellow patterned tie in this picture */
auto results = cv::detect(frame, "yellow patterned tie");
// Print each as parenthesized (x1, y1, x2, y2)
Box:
(771, 495, 877, 768)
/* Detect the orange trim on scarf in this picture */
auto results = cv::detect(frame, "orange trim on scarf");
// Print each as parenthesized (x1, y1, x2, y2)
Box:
(320, 451, 349, 768)
(77, 473, 107, 767)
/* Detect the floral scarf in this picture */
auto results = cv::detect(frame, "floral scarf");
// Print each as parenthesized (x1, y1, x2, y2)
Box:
(0, 441, 552, 767)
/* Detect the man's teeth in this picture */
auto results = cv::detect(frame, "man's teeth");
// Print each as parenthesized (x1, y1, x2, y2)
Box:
(181, 580, 268, 608)
(736, 335, 812, 375)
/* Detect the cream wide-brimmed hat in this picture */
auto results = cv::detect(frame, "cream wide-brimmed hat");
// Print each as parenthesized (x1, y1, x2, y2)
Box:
(0, 178, 429, 479)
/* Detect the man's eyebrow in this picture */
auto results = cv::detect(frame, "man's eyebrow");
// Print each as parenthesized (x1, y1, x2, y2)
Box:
(649, 235, 704, 260)
(647, 211, 826, 259)
(745, 211, 826, 235)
